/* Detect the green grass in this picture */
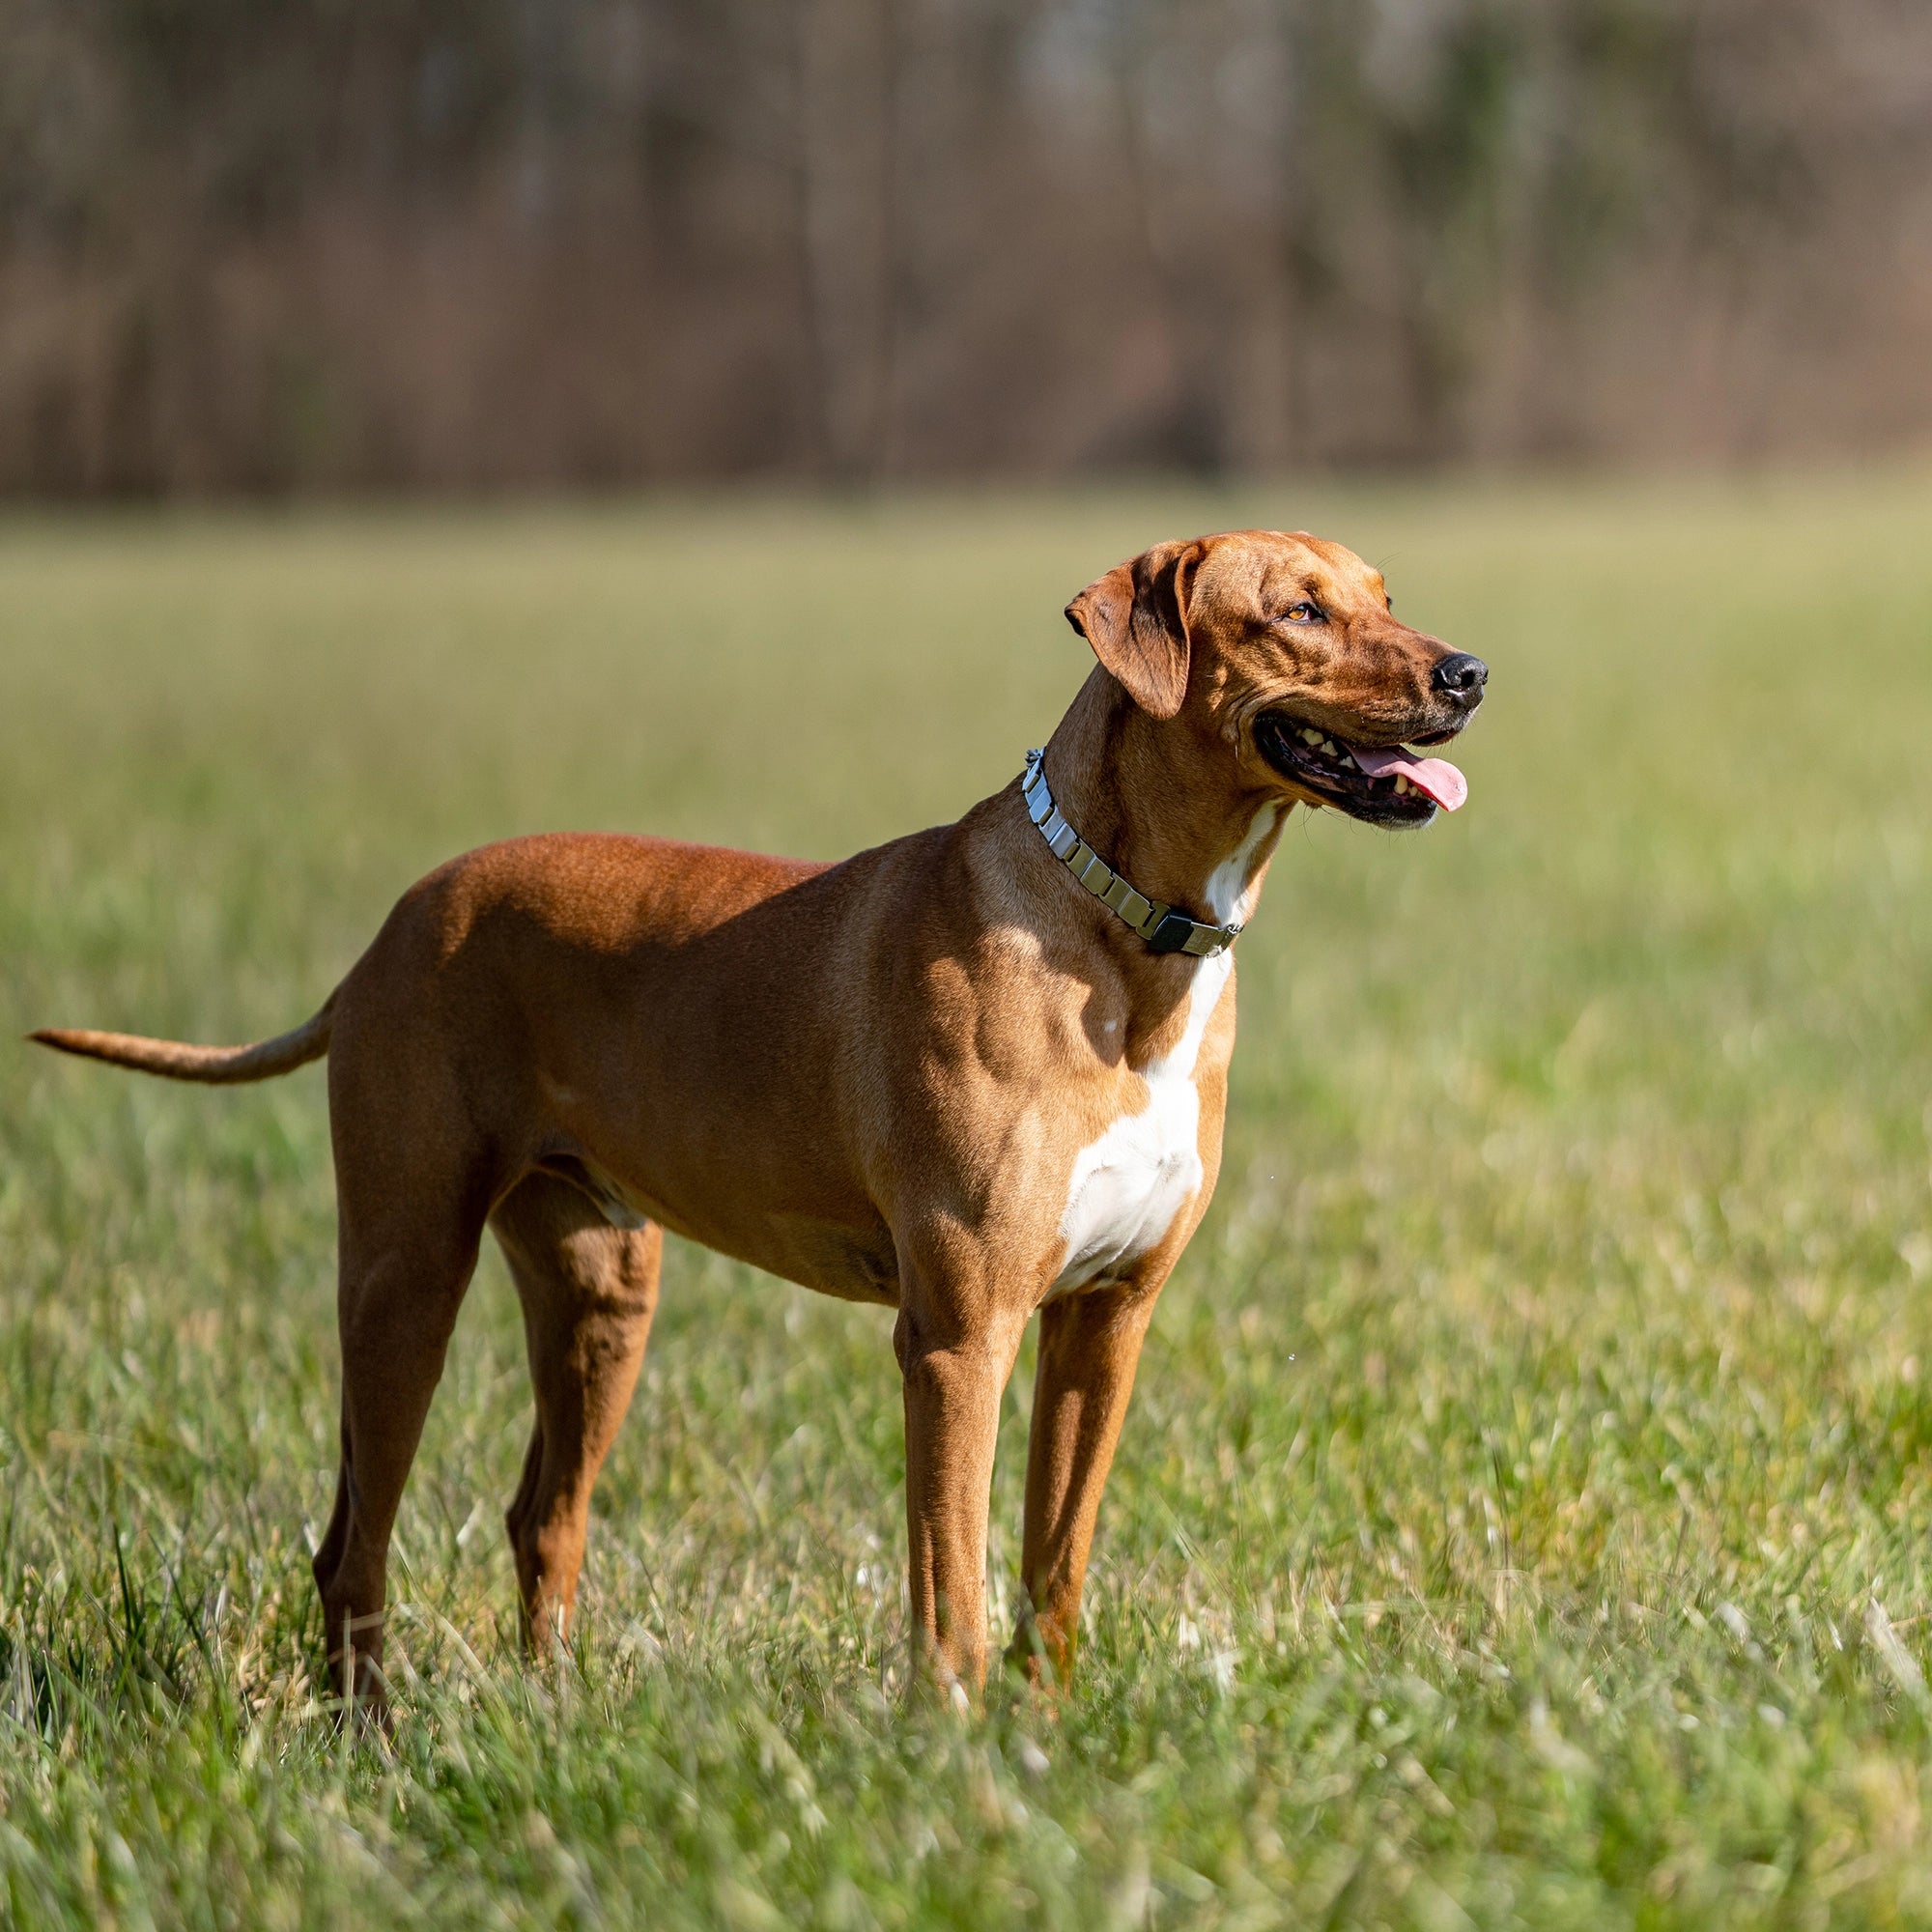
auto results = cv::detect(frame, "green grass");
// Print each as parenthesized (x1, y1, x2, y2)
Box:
(3, 473, 1932, 1928)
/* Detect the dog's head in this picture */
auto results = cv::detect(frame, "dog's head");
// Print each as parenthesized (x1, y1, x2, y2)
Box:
(1066, 529, 1485, 827)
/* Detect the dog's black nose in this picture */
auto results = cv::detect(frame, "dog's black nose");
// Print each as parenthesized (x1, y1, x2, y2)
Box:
(1432, 653, 1488, 705)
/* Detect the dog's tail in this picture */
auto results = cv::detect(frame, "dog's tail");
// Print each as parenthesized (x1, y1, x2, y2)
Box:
(29, 991, 335, 1085)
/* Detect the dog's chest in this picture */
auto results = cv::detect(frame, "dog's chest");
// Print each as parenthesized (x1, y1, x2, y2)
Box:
(1047, 952, 1229, 1298)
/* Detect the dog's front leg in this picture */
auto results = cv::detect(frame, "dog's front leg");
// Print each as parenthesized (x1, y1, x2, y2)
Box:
(1009, 1280, 1160, 1688)
(894, 1292, 1027, 1703)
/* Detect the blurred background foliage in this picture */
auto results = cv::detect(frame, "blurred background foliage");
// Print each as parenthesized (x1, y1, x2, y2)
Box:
(2, 0, 1929, 495)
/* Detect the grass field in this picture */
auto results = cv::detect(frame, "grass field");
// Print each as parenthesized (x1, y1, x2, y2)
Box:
(4, 474, 1932, 1928)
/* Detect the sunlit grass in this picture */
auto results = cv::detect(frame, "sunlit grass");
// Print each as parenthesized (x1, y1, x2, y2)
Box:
(4, 472, 1932, 1926)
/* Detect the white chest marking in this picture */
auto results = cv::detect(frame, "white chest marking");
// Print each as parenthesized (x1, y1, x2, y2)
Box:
(1046, 805, 1276, 1300)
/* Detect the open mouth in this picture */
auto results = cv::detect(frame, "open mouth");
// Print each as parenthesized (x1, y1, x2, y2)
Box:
(1253, 711, 1468, 828)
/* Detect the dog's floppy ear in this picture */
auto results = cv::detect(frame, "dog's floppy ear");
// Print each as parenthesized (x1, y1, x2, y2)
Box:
(1064, 539, 1204, 720)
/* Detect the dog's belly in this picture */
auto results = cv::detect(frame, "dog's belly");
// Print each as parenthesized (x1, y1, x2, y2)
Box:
(1045, 952, 1228, 1300)
(535, 1151, 901, 1303)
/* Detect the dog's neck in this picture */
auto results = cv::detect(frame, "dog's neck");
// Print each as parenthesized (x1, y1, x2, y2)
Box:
(1039, 668, 1293, 934)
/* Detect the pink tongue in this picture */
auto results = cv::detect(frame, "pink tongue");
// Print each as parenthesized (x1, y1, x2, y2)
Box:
(1350, 743, 1468, 811)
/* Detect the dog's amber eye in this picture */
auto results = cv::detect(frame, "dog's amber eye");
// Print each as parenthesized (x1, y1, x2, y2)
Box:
(1282, 601, 1324, 624)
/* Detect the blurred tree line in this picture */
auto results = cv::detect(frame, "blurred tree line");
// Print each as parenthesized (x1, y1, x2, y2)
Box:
(1, 0, 1928, 493)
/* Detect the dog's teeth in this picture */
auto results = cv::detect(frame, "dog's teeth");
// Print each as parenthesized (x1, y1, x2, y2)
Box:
(1394, 775, 1410, 794)
(1299, 727, 1323, 747)
(1322, 739, 1339, 756)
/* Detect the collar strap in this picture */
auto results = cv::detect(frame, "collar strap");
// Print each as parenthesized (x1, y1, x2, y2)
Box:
(1021, 749, 1242, 957)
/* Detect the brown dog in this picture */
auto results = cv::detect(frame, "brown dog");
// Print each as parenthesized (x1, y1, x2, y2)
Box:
(32, 529, 1485, 1709)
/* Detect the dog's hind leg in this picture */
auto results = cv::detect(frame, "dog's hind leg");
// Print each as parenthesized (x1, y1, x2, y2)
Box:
(491, 1172, 661, 1653)
(312, 1113, 495, 1717)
